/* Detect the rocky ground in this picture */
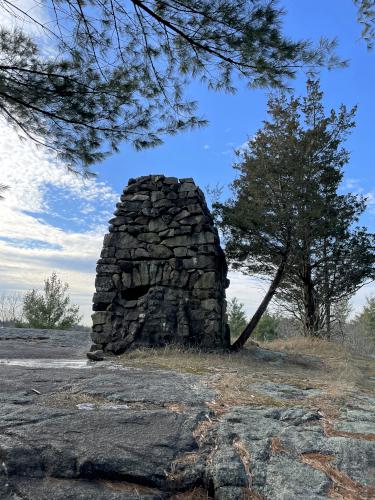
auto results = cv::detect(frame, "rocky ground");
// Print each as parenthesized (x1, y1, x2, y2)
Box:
(0, 328, 374, 499)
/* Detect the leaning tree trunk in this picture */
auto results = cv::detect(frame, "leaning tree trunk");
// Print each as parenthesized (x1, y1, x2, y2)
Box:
(230, 256, 288, 351)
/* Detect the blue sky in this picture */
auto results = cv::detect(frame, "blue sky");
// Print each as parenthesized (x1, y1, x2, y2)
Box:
(1, 0, 374, 324)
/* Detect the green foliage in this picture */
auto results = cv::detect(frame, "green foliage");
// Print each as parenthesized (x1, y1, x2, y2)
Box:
(253, 312, 279, 341)
(354, 0, 375, 49)
(356, 296, 375, 334)
(0, 1, 343, 173)
(215, 80, 375, 338)
(330, 299, 352, 336)
(22, 272, 82, 329)
(227, 297, 247, 340)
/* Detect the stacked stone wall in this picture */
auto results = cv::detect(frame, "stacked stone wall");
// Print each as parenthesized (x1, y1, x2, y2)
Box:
(92, 175, 229, 353)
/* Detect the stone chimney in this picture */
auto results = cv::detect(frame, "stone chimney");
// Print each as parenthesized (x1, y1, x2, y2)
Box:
(91, 175, 230, 353)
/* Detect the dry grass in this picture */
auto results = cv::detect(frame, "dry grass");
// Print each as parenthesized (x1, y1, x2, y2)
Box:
(270, 436, 286, 454)
(265, 336, 353, 365)
(170, 488, 211, 499)
(118, 338, 374, 417)
(300, 453, 375, 500)
(96, 479, 160, 496)
(119, 342, 317, 378)
(264, 337, 373, 392)
(43, 388, 108, 408)
(233, 437, 252, 484)
(165, 403, 188, 413)
(207, 372, 299, 412)
(265, 336, 345, 353)
(36, 336, 371, 414)
(120, 344, 314, 409)
(167, 450, 201, 483)
(260, 338, 375, 418)
(193, 415, 215, 447)
(120, 338, 362, 384)
(170, 485, 260, 500)
(119, 344, 230, 375)
(322, 419, 375, 442)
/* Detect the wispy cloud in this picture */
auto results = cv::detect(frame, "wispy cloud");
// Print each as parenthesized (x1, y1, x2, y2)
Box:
(345, 178, 361, 190)
(221, 138, 254, 156)
(364, 191, 375, 213)
(0, 1, 119, 323)
(220, 142, 235, 156)
(0, 119, 119, 324)
(0, 0, 51, 40)
(0, 0, 60, 61)
(344, 178, 375, 215)
(236, 135, 258, 155)
(226, 272, 269, 319)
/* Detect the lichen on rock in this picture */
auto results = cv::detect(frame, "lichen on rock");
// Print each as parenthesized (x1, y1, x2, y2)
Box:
(91, 175, 230, 353)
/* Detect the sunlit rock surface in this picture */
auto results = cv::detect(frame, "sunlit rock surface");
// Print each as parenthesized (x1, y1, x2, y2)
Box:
(1, 330, 374, 499)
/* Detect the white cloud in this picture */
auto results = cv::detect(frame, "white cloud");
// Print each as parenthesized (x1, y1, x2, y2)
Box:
(226, 272, 268, 319)
(221, 136, 257, 156)
(0, 119, 119, 325)
(345, 178, 361, 190)
(236, 135, 258, 155)
(203, 144, 210, 150)
(0, 0, 50, 36)
(343, 178, 375, 216)
(0, 1, 113, 324)
(349, 282, 375, 316)
(0, 0, 60, 59)
(364, 191, 375, 213)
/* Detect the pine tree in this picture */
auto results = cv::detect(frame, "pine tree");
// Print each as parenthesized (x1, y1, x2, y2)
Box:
(253, 312, 279, 341)
(356, 296, 375, 334)
(354, 0, 375, 49)
(0, 1, 343, 173)
(277, 81, 375, 337)
(215, 80, 375, 348)
(22, 272, 82, 329)
(227, 297, 247, 341)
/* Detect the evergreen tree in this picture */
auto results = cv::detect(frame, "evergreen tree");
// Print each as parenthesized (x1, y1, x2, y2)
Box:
(253, 312, 279, 341)
(227, 297, 247, 341)
(356, 296, 375, 334)
(0, 1, 342, 173)
(22, 272, 82, 329)
(277, 82, 375, 337)
(215, 80, 375, 348)
(354, 0, 375, 49)
(327, 298, 351, 337)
